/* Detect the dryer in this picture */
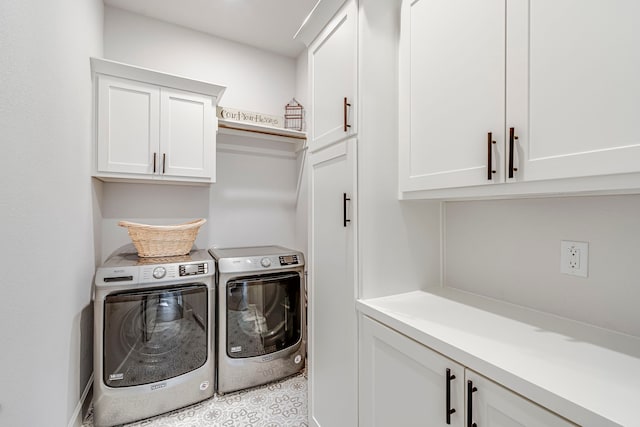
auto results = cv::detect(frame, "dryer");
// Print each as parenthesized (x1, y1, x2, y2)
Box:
(210, 245, 305, 394)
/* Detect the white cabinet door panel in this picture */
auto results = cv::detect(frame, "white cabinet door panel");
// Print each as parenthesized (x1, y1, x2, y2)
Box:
(97, 75, 159, 175)
(160, 88, 215, 179)
(309, 139, 357, 427)
(466, 371, 576, 427)
(399, 0, 506, 191)
(508, 0, 640, 182)
(360, 315, 465, 427)
(309, 0, 357, 151)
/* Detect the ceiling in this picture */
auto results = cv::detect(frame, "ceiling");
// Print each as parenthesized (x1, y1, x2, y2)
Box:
(103, 0, 318, 58)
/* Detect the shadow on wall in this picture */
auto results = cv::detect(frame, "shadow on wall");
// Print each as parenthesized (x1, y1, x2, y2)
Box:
(80, 303, 94, 420)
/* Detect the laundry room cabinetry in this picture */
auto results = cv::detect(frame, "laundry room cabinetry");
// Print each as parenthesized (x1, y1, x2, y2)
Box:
(358, 289, 640, 426)
(308, 0, 357, 152)
(360, 315, 575, 427)
(399, 0, 640, 199)
(308, 138, 358, 427)
(91, 58, 225, 184)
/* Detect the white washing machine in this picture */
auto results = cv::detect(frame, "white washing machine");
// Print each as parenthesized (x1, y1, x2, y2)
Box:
(209, 245, 306, 394)
(93, 245, 215, 427)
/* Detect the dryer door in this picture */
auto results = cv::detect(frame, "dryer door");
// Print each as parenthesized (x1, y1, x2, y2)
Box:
(103, 283, 208, 387)
(226, 272, 302, 358)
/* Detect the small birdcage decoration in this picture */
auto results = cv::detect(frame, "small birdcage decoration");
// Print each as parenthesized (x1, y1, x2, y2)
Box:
(284, 98, 305, 131)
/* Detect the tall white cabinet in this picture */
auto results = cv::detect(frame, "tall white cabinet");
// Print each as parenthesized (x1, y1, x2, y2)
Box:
(309, 139, 357, 427)
(399, 0, 640, 197)
(306, 1, 359, 426)
(92, 58, 225, 184)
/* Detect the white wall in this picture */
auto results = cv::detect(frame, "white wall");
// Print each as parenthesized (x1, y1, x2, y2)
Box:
(104, 6, 296, 117)
(444, 195, 640, 337)
(0, 0, 103, 426)
(99, 6, 304, 258)
(358, 0, 441, 299)
(100, 145, 299, 259)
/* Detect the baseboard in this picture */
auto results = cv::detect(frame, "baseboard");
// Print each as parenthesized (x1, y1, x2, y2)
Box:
(68, 373, 93, 427)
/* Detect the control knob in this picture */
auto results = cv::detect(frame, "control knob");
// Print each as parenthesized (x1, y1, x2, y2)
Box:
(260, 257, 272, 268)
(152, 266, 166, 279)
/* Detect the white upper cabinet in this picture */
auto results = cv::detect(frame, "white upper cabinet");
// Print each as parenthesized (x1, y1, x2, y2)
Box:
(97, 75, 160, 176)
(308, 0, 357, 152)
(508, 0, 640, 183)
(399, 0, 640, 198)
(399, 0, 507, 192)
(160, 88, 214, 179)
(92, 58, 225, 184)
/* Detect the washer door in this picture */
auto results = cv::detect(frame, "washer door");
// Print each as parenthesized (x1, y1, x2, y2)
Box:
(103, 284, 208, 387)
(226, 273, 302, 358)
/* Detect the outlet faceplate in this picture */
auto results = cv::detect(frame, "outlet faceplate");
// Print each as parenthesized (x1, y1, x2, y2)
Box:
(560, 240, 589, 278)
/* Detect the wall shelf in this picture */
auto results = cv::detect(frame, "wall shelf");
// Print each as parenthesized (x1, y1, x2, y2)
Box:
(218, 118, 306, 145)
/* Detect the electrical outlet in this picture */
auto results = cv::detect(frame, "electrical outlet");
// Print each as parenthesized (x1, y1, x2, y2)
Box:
(560, 240, 589, 278)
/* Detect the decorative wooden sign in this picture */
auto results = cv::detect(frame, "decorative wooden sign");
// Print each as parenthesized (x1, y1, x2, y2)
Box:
(216, 106, 283, 128)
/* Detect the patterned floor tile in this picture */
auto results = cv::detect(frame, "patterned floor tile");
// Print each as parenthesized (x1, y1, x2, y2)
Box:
(83, 374, 307, 427)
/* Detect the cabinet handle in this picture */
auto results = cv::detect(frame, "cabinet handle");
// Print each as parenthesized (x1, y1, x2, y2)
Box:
(162, 153, 166, 174)
(467, 380, 478, 427)
(487, 133, 496, 180)
(446, 368, 456, 424)
(153, 152, 157, 173)
(343, 193, 351, 227)
(343, 97, 351, 132)
(508, 127, 519, 178)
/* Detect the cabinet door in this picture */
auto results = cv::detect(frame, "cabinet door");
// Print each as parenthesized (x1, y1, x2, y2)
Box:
(309, 0, 357, 152)
(507, 0, 640, 183)
(160, 88, 215, 180)
(360, 316, 464, 427)
(399, 0, 506, 191)
(97, 75, 160, 175)
(308, 139, 357, 427)
(466, 371, 576, 427)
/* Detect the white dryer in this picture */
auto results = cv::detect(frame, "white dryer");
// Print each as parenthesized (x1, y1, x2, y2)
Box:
(209, 245, 306, 394)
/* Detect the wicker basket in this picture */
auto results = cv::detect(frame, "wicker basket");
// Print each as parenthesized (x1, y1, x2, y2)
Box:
(118, 219, 206, 258)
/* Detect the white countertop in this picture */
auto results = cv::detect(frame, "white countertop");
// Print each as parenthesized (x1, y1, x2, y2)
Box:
(357, 288, 640, 427)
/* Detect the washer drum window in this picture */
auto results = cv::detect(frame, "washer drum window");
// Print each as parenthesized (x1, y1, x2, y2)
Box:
(103, 284, 208, 387)
(226, 273, 301, 358)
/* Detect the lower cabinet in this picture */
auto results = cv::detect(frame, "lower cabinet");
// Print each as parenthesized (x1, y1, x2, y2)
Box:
(359, 316, 576, 427)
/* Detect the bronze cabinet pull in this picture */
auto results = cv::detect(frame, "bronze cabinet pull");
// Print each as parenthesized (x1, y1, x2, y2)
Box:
(343, 193, 351, 227)
(487, 133, 496, 180)
(343, 97, 351, 132)
(509, 127, 519, 178)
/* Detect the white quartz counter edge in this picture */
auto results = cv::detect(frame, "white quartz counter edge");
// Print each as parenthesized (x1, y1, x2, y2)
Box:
(356, 288, 640, 427)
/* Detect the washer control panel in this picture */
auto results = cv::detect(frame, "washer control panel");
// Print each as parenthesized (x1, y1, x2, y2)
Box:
(152, 266, 166, 279)
(260, 257, 272, 268)
(213, 248, 304, 274)
(179, 262, 209, 276)
(255, 255, 301, 268)
(279, 254, 299, 266)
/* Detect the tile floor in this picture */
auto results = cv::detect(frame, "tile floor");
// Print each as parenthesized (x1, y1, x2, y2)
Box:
(83, 373, 308, 427)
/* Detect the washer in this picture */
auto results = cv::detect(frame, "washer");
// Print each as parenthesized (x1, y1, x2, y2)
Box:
(210, 245, 306, 394)
(93, 245, 215, 427)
